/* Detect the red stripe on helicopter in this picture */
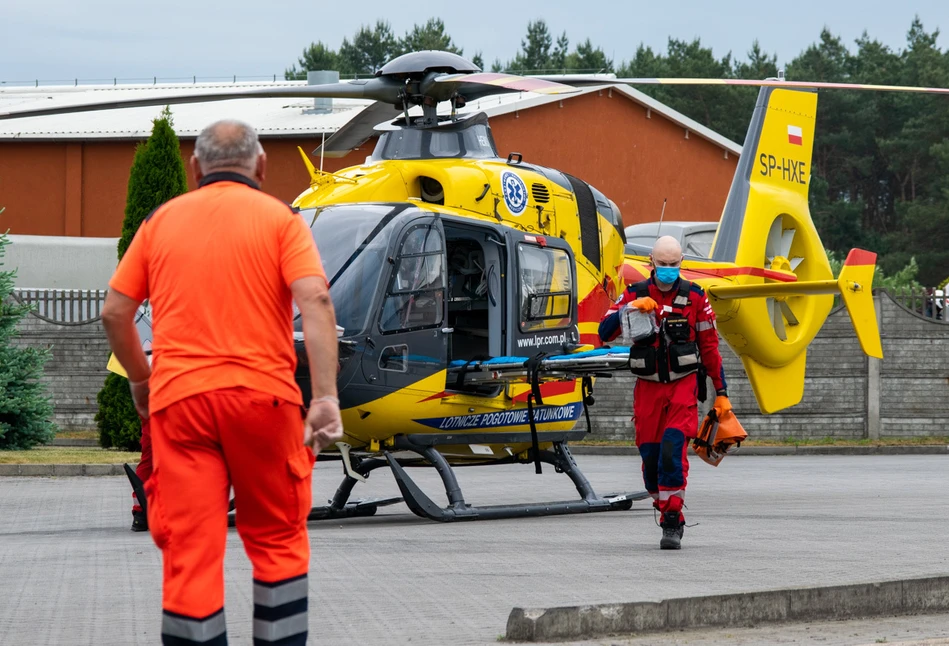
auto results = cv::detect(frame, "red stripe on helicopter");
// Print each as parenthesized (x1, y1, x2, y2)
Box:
(418, 380, 578, 404)
(511, 381, 577, 402)
(682, 266, 798, 282)
(418, 391, 454, 403)
(621, 263, 797, 283)
(844, 249, 876, 266)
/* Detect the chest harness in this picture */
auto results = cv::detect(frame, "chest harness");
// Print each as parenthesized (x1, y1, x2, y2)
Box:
(627, 279, 702, 384)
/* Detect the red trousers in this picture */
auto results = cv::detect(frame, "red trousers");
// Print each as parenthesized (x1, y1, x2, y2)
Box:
(132, 417, 153, 513)
(632, 374, 698, 519)
(147, 387, 314, 644)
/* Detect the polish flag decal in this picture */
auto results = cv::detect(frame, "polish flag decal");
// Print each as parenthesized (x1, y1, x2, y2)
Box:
(788, 125, 803, 146)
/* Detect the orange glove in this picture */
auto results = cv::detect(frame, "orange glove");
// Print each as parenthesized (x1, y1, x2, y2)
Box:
(629, 296, 658, 312)
(713, 395, 732, 418)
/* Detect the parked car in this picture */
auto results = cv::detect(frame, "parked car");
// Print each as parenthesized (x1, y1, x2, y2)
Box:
(624, 221, 719, 258)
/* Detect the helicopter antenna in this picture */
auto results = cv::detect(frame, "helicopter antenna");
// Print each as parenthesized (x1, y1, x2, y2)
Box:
(320, 130, 325, 173)
(655, 198, 667, 240)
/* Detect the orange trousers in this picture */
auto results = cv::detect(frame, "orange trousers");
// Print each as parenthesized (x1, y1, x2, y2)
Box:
(147, 387, 314, 645)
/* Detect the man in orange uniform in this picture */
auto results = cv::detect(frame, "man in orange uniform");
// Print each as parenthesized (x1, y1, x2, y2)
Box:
(599, 235, 731, 550)
(101, 119, 343, 645)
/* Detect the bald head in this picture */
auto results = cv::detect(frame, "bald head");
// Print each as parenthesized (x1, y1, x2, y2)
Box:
(652, 235, 682, 265)
(191, 119, 266, 183)
(650, 235, 683, 290)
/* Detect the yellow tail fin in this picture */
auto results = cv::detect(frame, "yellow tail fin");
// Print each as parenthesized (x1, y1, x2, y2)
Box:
(707, 85, 883, 413)
(838, 249, 883, 359)
(741, 352, 807, 414)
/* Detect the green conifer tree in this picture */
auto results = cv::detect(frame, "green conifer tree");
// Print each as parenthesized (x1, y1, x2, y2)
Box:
(96, 107, 187, 449)
(0, 228, 56, 450)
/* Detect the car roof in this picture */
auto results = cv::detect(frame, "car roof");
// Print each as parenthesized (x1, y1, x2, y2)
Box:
(623, 221, 718, 237)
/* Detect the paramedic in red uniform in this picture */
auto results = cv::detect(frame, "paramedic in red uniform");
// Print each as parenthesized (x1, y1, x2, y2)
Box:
(130, 416, 152, 531)
(599, 235, 731, 550)
(101, 119, 343, 645)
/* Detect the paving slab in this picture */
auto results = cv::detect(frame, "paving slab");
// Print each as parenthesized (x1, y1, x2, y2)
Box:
(1, 455, 948, 645)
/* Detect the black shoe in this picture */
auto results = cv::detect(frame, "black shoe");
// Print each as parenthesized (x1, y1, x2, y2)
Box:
(131, 510, 148, 532)
(659, 511, 684, 550)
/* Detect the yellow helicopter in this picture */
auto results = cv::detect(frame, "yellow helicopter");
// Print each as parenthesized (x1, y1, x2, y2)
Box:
(3, 50, 922, 523)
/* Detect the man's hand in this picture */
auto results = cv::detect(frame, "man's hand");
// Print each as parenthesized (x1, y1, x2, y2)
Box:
(630, 296, 658, 312)
(713, 395, 732, 418)
(129, 379, 150, 420)
(303, 397, 344, 452)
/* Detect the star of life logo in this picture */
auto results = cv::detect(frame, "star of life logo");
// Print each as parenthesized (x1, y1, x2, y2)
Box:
(501, 171, 528, 215)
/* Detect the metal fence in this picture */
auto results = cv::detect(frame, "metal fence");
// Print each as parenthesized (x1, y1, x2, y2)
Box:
(11, 289, 108, 325)
(6, 286, 947, 325)
(888, 287, 948, 322)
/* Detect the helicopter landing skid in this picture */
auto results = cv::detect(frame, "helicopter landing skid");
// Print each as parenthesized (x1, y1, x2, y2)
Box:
(385, 441, 649, 522)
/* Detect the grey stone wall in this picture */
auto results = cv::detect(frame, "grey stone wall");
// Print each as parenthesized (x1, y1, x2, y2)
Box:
(6, 289, 949, 437)
(587, 291, 949, 441)
(10, 310, 110, 432)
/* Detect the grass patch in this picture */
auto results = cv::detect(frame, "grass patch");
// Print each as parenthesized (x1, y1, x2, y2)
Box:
(0, 446, 140, 464)
(575, 437, 949, 448)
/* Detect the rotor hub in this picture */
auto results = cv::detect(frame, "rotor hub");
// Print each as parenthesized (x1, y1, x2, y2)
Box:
(770, 256, 792, 273)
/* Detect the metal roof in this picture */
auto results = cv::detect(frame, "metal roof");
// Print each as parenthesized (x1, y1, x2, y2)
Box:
(0, 80, 374, 140)
(450, 82, 742, 156)
(0, 77, 741, 155)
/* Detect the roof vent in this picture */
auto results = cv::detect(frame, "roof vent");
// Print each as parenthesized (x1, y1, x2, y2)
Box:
(306, 70, 339, 114)
(531, 183, 550, 204)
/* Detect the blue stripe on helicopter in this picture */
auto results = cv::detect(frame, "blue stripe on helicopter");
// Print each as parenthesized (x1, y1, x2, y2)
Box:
(414, 403, 583, 431)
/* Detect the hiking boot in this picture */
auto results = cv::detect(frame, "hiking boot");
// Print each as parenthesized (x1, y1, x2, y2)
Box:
(131, 510, 148, 532)
(659, 511, 684, 550)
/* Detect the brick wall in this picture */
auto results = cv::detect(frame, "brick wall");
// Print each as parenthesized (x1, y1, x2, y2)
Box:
(587, 291, 949, 441)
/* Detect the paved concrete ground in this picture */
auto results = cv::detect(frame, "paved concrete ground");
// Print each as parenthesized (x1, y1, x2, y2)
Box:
(1, 455, 948, 645)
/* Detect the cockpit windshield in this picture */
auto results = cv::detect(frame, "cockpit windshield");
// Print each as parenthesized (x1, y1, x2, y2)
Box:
(300, 204, 410, 335)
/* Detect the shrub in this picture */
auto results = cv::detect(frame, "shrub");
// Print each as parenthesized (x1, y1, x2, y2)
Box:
(0, 232, 56, 449)
(95, 372, 142, 450)
(96, 107, 187, 449)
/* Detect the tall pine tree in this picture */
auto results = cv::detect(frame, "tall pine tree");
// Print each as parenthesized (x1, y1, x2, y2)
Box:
(0, 226, 56, 450)
(96, 107, 187, 449)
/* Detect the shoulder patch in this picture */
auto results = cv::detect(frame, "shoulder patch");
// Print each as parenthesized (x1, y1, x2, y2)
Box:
(690, 284, 706, 296)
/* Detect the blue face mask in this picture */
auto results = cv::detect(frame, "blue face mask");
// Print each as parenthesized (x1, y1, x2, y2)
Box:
(655, 266, 680, 285)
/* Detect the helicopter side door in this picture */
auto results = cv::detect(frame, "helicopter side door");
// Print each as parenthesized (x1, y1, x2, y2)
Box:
(361, 217, 449, 393)
(506, 232, 580, 357)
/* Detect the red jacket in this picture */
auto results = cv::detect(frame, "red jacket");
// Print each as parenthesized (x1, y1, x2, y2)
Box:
(599, 273, 727, 393)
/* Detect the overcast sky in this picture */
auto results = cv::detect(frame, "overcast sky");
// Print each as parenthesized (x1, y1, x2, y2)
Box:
(2, 1, 946, 84)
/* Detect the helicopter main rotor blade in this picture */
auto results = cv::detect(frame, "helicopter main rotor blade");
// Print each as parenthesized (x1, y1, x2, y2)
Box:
(432, 72, 581, 101)
(535, 75, 949, 95)
(314, 100, 403, 158)
(0, 79, 403, 121)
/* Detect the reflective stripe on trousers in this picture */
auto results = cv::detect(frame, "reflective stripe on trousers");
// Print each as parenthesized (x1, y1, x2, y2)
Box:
(253, 574, 308, 645)
(161, 609, 227, 645)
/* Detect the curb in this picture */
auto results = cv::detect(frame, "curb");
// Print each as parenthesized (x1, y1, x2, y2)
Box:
(505, 575, 949, 642)
(570, 445, 949, 456)
(0, 463, 137, 477)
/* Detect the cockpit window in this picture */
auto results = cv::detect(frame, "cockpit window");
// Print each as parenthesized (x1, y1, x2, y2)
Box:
(380, 224, 446, 333)
(302, 204, 406, 335)
(372, 121, 498, 161)
(517, 244, 573, 332)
